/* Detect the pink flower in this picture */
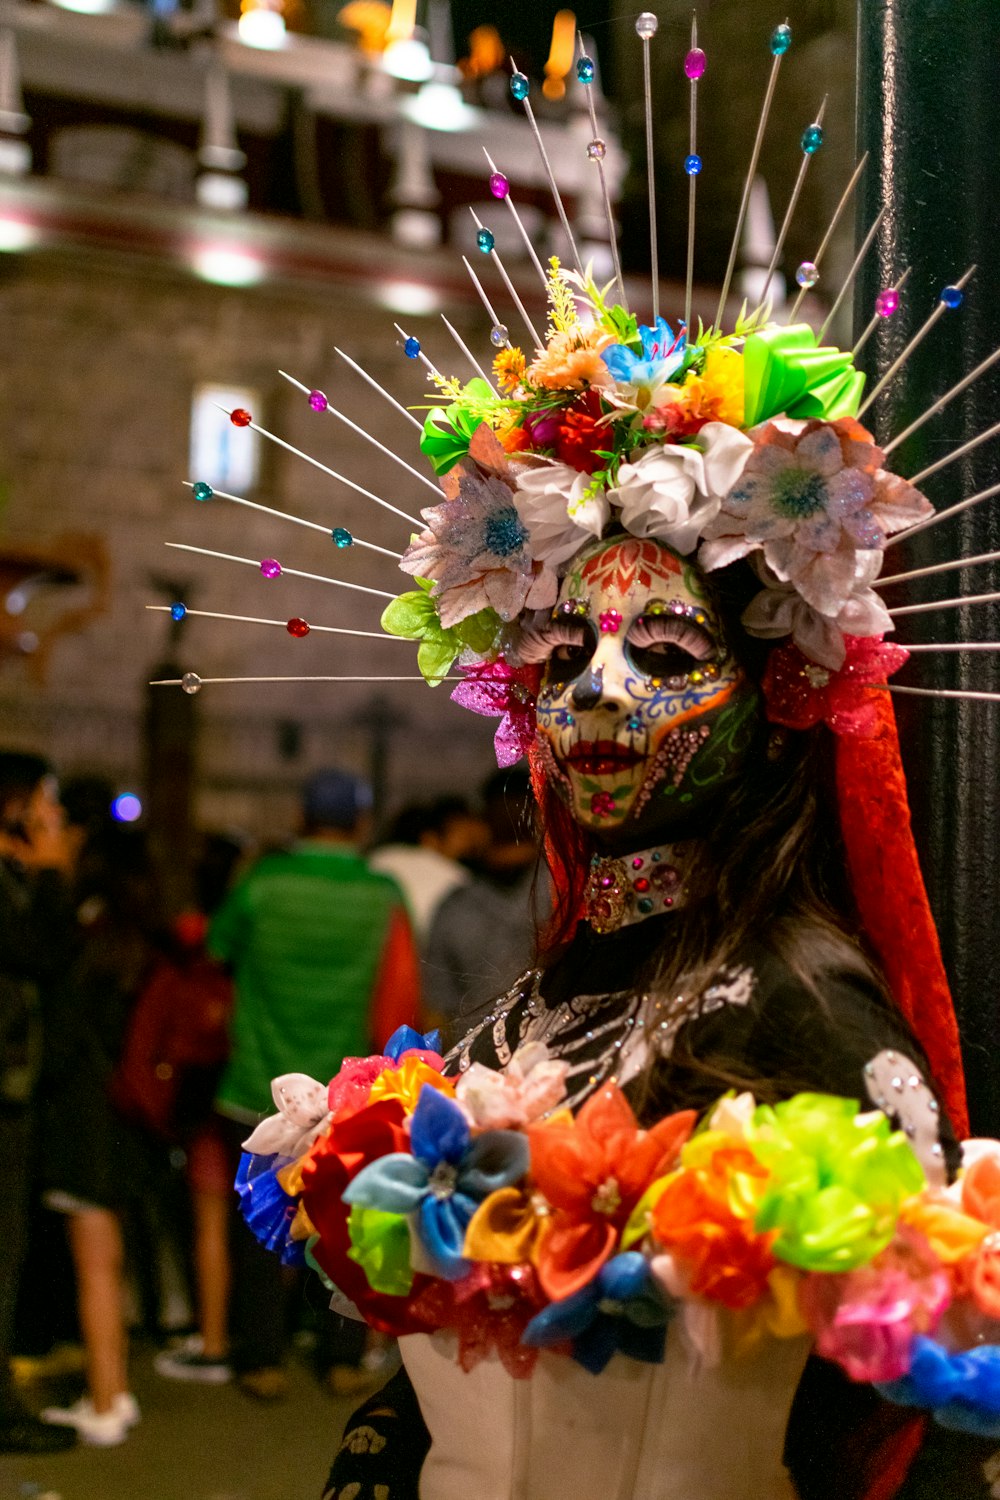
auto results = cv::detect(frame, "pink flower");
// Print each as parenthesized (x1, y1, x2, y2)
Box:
(450, 658, 541, 767)
(456, 1042, 569, 1129)
(700, 418, 932, 618)
(761, 634, 911, 737)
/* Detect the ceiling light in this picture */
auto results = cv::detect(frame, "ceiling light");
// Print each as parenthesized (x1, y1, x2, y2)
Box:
(191, 246, 266, 287)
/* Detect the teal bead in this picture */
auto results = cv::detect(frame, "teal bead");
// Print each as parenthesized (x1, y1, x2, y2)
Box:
(576, 56, 595, 84)
(476, 227, 495, 254)
(332, 527, 353, 548)
(192, 481, 213, 502)
(770, 23, 792, 55)
(801, 123, 823, 154)
(510, 71, 529, 101)
(637, 897, 654, 914)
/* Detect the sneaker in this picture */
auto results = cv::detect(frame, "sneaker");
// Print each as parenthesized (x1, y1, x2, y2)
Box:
(155, 1335, 231, 1385)
(41, 1392, 140, 1447)
(0, 1412, 77, 1454)
(236, 1366, 288, 1402)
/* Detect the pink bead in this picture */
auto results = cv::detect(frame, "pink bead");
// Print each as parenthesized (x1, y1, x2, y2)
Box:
(684, 47, 706, 80)
(875, 288, 900, 318)
(260, 558, 282, 579)
(489, 172, 509, 200)
(632, 857, 643, 869)
(599, 608, 623, 634)
(309, 390, 328, 412)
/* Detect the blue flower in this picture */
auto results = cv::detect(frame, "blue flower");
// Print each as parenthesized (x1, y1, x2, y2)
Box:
(602, 318, 686, 390)
(522, 1251, 673, 1374)
(384, 1024, 442, 1060)
(235, 1152, 306, 1267)
(343, 1084, 529, 1280)
(878, 1334, 1000, 1438)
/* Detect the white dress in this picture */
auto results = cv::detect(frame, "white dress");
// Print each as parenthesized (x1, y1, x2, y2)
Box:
(401, 1325, 810, 1500)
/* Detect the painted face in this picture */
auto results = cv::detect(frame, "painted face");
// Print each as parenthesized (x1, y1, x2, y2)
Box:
(522, 535, 759, 843)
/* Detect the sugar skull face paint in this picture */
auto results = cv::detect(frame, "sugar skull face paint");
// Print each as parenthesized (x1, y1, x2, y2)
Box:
(521, 535, 759, 842)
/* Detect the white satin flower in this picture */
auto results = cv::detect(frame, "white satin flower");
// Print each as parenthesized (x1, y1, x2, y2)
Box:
(512, 461, 611, 568)
(455, 1041, 569, 1129)
(609, 422, 754, 555)
(241, 1072, 331, 1158)
(706, 1091, 757, 1139)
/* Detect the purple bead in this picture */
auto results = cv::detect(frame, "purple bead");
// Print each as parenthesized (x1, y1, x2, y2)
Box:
(875, 288, 900, 318)
(489, 171, 509, 200)
(260, 558, 282, 579)
(684, 47, 706, 80)
(308, 390, 328, 412)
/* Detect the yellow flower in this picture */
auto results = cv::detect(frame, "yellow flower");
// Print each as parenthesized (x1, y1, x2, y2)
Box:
(689, 346, 745, 427)
(494, 347, 527, 394)
(528, 328, 615, 392)
(368, 1056, 455, 1113)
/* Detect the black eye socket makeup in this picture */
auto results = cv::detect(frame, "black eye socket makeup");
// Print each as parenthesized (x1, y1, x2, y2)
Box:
(625, 611, 717, 680)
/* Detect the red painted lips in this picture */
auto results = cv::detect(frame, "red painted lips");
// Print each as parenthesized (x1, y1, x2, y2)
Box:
(562, 740, 642, 776)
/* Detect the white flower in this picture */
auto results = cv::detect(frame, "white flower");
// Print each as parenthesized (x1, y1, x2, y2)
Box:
(241, 1072, 330, 1158)
(609, 422, 754, 555)
(740, 553, 893, 671)
(706, 1091, 757, 1138)
(455, 1041, 569, 1129)
(512, 461, 611, 568)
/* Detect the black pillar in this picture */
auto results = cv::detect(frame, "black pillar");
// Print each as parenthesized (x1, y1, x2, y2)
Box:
(855, 0, 1000, 1132)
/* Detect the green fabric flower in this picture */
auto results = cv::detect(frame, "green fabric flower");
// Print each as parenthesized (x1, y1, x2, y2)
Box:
(749, 1093, 926, 1273)
(347, 1205, 414, 1297)
(381, 579, 500, 686)
(420, 379, 493, 476)
(743, 325, 866, 427)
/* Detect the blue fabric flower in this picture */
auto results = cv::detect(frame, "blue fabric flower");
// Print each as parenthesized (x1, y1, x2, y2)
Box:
(343, 1084, 529, 1280)
(522, 1251, 673, 1374)
(235, 1152, 305, 1267)
(384, 1025, 442, 1060)
(877, 1335, 1000, 1438)
(602, 318, 686, 389)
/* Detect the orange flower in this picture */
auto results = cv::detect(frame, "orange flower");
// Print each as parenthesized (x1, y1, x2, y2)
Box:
(368, 1056, 455, 1113)
(494, 347, 527, 394)
(651, 1143, 775, 1310)
(528, 329, 615, 392)
(527, 1084, 695, 1300)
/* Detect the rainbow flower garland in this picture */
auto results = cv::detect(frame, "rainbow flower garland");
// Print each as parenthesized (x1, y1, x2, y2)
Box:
(379, 263, 932, 748)
(237, 1027, 1000, 1432)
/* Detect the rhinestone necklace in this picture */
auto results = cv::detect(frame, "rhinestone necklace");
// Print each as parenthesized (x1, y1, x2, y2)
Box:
(582, 840, 696, 935)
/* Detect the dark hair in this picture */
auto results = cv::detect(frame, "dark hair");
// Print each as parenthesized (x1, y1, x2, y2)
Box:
(0, 751, 51, 823)
(384, 796, 473, 847)
(530, 558, 880, 1098)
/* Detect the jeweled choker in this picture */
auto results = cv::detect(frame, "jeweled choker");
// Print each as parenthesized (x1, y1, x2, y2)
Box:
(582, 841, 694, 935)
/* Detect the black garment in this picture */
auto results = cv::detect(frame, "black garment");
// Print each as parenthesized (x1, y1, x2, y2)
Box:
(329, 918, 974, 1500)
(324, 1366, 429, 1500)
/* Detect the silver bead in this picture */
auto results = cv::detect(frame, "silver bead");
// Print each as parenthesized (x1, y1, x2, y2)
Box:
(635, 11, 658, 38)
(587, 138, 607, 162)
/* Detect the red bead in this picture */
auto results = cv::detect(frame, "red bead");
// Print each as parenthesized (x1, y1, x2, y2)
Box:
(230, 407, 252, 427)
(286, 617, 310, 637)
(633, 877, 650, 893)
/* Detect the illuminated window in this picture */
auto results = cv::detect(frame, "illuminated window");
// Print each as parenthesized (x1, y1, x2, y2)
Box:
(189, 384, 261, 493)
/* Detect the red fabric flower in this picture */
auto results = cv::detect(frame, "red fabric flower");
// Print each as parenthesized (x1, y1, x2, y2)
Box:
(762, 634, 910, 737)
(450, 658, 541, 767)
(554, 390, 609, 474)
(528, 1084, 695, 1301)
(409, 1262, 544, 1378)
(300, 1099, 437, 1336)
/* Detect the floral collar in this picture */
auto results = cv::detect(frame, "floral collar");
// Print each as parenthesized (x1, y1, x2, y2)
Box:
(582, 841, 694, 935)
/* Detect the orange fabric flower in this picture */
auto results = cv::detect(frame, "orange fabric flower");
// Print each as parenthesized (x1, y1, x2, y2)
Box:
(899, 1196, 989, 1265)
(368, 1056, 454, 1113)
(527, 1084, 695, 1301)
(528, 329, 615, 392)
(651, 1143, 776, 1310)
(962, 1154, 1000, 1230)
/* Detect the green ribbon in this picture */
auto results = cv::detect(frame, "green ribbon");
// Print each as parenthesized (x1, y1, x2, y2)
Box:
(347, 1205, 414, 1297)
(743, 325, 866, 427)
(381, 580, 500, 686)
(420, 379, 493, 475)
(748, 1093, 925, 1273)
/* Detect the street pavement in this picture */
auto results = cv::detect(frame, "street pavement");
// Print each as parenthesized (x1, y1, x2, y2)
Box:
(0, 1347, 359, 1500)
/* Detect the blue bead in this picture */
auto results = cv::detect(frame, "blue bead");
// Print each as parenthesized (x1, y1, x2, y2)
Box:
(770, 23, 792, 55)
(801, 124, 823, 154)
(476, 227, 495, 254)
(170, 603, 186, 622)
(576, 56, 595, 84)
(332, 527, 353, 548)
(510, 71, 529, 101)
(684, 153, 702, 176)
(403, 336, 420, 359)
(940, 285, 964, 309)
(192, 481, 213, 502)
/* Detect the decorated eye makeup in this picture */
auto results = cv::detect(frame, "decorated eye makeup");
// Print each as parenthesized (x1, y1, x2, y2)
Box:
(626, 609, 718, 680)
(519, 617, 596, 684)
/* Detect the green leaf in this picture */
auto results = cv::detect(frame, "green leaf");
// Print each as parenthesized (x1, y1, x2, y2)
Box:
(381, 591, 436, 640)
(457, 608, 501, 654)
(417, 634, 460, 686)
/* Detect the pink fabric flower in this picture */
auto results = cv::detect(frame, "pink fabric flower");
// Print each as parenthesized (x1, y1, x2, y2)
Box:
(700, 417, 932, 618)
(761, 634, 911, 737)
(450, 658, 541, 767)
(799, 1230, 950, 1383)
(456, 1042, 569, 1130)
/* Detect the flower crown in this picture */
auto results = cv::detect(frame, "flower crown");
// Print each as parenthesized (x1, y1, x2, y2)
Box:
(382, 262, 931, 759)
